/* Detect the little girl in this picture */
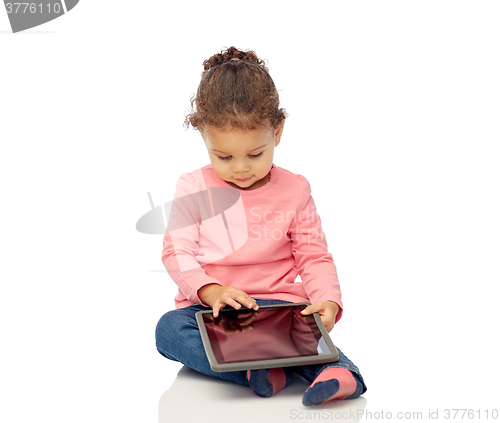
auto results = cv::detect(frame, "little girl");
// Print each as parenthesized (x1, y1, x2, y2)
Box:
(155, 46, 367, 406)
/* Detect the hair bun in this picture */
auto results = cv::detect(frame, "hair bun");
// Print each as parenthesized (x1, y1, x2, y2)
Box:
(186, 45, 286, 131)
(202, 46, 268, 73)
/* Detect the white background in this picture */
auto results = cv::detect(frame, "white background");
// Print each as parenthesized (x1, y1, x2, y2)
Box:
(1, 1, 499, 422)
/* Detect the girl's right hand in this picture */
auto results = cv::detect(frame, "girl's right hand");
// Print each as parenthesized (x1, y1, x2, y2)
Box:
(198, 284, 259, 318)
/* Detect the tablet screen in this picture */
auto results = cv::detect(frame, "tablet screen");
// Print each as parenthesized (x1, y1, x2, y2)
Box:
(201, 304, 331, 364)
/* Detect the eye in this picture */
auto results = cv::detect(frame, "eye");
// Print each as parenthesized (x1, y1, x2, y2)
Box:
(217, 155, 231, 161)
(249, 152, 263, 158)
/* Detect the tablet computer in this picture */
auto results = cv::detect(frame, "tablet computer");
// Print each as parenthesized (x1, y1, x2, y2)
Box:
(195, 302, 339, 372)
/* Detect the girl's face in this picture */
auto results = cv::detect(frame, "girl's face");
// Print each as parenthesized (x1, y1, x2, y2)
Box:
(201, 124, 283, 190)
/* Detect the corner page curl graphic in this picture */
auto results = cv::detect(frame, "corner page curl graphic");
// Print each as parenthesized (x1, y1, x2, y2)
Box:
(3, 1, 79, 33)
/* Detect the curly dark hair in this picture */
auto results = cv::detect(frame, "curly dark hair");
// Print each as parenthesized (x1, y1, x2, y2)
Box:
(184, 46, 288, 131)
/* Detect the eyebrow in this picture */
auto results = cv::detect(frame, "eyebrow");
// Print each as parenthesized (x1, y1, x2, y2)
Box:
(212, 144, 267, 155)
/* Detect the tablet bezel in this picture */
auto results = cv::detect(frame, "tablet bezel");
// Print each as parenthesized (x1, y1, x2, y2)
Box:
(195, 302, 339, 372)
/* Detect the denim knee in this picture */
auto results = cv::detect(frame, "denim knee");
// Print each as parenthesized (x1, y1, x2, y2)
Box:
(156, 309, 184, 360)
(155, 306, 204, 360)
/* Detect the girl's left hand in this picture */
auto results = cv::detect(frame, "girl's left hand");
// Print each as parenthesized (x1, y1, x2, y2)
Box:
(301, 301, 340, 332)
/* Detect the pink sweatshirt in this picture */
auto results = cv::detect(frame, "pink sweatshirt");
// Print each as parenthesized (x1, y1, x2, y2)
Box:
(162, 164, 343, 322)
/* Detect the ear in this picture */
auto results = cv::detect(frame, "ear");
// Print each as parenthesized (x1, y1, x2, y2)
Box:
(274, 123, 284, 147)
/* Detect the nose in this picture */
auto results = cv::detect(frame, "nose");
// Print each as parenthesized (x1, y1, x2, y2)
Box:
(232, 159, 250, 174)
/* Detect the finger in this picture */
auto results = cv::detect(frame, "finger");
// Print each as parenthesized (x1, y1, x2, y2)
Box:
(230, 290, 258, 310)
(320, 314, 335, 332)
(249, 298, 259, 311)
(233, 293, 258, 310)
(301, 306, 311, 315)
(301, 304, 320, 315)
(325, 320, 335, 332)
(219, 296, 243, 312)
(212, 303, 225, 318)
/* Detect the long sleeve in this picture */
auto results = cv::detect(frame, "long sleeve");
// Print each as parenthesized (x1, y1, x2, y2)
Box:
(288, 175, 343, 322)
(162, 172, 221, 305)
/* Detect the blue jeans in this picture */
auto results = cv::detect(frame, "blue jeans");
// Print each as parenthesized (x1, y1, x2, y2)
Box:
(155, 299, 367, 395)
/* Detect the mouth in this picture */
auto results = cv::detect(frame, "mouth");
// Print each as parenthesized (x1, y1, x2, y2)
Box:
(235, 177, 252, 182)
